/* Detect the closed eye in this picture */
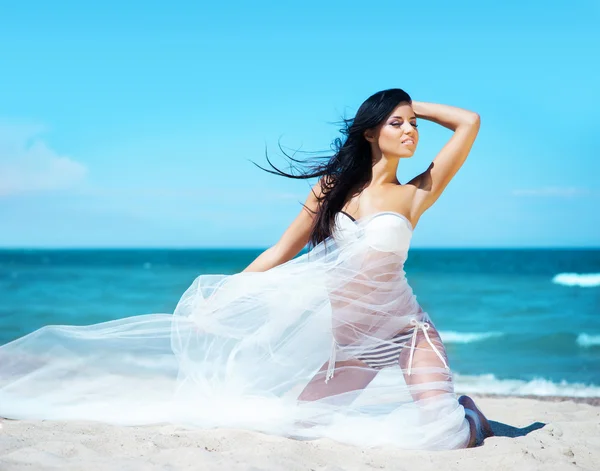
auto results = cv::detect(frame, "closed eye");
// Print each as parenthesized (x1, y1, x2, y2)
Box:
(391, 122, 418, 128)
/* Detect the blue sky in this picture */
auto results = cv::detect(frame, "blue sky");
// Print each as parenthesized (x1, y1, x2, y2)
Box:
(1, 0, 598, 248)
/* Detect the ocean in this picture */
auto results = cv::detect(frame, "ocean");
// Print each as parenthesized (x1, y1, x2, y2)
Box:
(1, 248, 598, 397)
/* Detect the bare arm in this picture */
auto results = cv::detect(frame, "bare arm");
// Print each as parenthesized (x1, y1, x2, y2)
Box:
(407, 101, 481, 220)
(241, 246, 288, 273)
(242, 178, 325, 272)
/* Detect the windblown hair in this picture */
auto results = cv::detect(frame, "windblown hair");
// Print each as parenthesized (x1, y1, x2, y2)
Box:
(251, 88, 412, 249)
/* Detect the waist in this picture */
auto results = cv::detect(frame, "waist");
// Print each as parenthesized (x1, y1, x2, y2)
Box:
(331, 308, 430, 345)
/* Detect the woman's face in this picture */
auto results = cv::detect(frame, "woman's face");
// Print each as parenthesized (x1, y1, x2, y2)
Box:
(365, 101, 419, 159)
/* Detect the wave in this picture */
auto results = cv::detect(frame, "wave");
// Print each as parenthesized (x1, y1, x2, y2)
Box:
(439, 331, 503, 344)
(552, 272, 600, 287)
(454, 373, 600, 397)
(577, 333, 600, 348)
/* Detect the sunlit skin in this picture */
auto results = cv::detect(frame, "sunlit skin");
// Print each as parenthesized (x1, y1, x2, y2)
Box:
(362, 101, 419, 188)
(243, 96, 489, 447)
(367, 101, 419, 160)
(246, 98, 481, 270)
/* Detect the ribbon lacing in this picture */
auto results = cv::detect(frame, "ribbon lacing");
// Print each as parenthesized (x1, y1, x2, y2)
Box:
(325, 339, 337, 383)
(406, 318, 448, 375)
(324, 318, 449, 384)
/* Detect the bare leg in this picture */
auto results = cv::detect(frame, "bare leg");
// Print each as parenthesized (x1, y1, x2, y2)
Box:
(399, 324, 493, 447)
(291, 358, 379, 432)
(297, 358, 379, 403)
(399, 324, 451, 402)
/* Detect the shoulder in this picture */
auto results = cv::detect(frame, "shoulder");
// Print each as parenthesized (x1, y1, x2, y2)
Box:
(386, 181, 425, 228)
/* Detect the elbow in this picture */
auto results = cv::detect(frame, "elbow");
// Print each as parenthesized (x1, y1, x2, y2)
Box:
(456, 113, 480, 131)
(468, 112, 481, 126)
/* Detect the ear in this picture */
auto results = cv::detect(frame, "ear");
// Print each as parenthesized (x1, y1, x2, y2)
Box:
(363, 128, 376, 143)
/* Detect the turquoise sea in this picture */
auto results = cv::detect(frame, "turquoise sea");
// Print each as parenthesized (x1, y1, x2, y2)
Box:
(1, 248, 599, 396)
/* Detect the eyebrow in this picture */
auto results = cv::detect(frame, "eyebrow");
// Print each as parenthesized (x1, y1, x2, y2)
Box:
(390, 115, 417, 120)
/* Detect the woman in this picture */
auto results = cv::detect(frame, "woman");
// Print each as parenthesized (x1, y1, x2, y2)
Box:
(243, 88, 493, 447)
(0, 88, 493, 449)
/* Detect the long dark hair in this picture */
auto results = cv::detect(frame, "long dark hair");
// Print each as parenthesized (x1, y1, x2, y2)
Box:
(251, 88, 412, 249)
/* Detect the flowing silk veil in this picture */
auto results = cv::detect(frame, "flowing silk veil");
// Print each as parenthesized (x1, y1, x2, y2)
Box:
(0, 211, 470, 449)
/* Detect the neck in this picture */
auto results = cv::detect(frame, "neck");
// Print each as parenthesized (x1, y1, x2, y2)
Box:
(369, 151, 400, 186)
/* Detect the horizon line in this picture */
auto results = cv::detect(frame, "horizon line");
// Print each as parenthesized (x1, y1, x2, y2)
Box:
(0, 246, 599, 251)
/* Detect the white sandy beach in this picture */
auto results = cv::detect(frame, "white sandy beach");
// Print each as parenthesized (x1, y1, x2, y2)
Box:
(1, 395, 598, 471)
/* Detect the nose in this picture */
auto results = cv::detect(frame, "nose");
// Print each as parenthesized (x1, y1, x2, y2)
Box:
(404, 122, 417, 133)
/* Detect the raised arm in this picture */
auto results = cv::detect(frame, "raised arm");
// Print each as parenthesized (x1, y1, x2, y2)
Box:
(407, 101, 480, 220)
(242, 178, 324, 272)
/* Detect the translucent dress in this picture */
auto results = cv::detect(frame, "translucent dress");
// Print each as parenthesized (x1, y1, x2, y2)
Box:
(0, 211, 471, 449)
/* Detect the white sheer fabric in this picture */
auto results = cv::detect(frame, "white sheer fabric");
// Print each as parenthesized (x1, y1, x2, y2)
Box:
(0, 211, 470, 449)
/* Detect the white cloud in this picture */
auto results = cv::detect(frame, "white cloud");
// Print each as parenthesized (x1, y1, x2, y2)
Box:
(511, 187, 593, 197)
(0, 123, 87, 196)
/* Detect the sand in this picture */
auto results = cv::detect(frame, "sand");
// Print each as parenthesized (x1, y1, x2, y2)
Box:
(1, 395, 598, 471)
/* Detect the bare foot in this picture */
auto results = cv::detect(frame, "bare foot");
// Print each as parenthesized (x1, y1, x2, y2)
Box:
(459, 395, 494, 446)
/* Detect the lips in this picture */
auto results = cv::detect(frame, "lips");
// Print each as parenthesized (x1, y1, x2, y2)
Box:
(402, 139, 415, 145)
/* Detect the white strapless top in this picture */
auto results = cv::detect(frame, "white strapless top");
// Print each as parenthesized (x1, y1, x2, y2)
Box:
(334, 211, 413, 254)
